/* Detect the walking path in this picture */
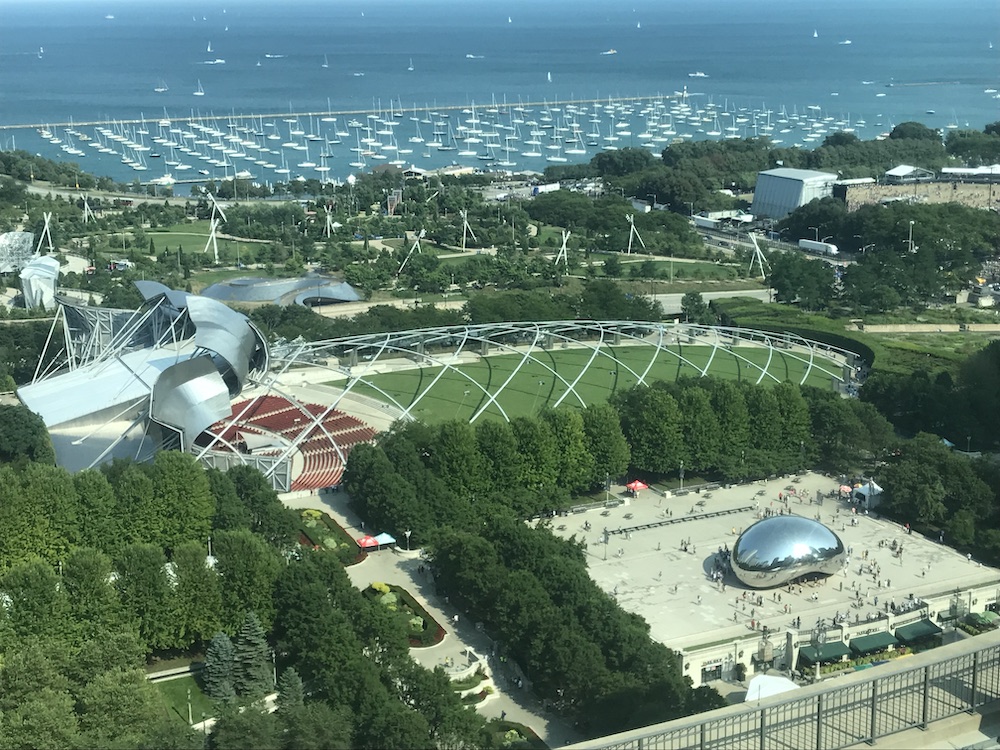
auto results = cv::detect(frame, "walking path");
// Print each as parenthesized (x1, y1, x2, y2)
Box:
(280, 491, 584, 747)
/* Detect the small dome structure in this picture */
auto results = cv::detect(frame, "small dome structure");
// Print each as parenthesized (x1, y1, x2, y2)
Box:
(731, 515, 846, 588)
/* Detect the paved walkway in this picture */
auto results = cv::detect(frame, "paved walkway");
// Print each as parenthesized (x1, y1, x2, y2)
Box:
(281, 491, 584, 747)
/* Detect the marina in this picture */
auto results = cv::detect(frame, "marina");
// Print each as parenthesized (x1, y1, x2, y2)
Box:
(0, 92, 939, 191)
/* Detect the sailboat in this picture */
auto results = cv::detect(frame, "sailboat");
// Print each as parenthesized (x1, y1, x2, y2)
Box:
(154, 79, 169, 93)
(547, 71, 552, 83)
(407, 58, 414, 71)
(193, 80, 205, 96)
(813, 29, 818, 38)
(207, 41, 212, 53)
(322, 54, 329, 69)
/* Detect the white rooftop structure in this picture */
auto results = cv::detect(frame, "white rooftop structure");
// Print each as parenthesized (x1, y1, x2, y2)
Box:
(19, 255, 60, 310)
(751, 168, 838, 219)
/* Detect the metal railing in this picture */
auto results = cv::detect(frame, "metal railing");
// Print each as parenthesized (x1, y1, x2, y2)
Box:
(569, 631, 1000, 750)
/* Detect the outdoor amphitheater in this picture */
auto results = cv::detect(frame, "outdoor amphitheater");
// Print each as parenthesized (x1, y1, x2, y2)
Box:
(17, 283, 856, 493)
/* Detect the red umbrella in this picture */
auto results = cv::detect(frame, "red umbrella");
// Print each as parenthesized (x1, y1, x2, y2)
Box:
(357, 535, 379, 548)
(626, 480, 649, 491)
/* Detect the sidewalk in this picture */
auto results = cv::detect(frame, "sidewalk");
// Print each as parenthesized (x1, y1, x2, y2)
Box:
(281, 490, 583, 747)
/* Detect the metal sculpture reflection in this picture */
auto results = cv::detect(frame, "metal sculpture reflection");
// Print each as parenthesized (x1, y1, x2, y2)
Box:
(732, 516, 846, 588)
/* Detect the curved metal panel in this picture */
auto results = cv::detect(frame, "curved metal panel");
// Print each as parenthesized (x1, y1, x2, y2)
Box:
(731, 515, 846, 588)
(185, 295, 256, 394)
(135, 280, 191, 311)
(149, 355, 231, 450)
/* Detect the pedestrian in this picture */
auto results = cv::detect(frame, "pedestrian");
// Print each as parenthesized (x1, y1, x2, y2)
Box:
(734, 611, 738, 622)
(750, 618, 755, 629)
(501, 711, 507, 721)
(697, 595, 702, 605)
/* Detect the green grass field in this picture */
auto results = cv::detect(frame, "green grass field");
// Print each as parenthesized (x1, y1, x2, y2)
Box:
(347, 342, 841, 423)
(155, 674, 215, 725)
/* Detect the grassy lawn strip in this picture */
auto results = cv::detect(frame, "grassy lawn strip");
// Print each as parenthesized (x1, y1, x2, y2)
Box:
(155, 674, 215, 725)
(344, 343, 837, 424)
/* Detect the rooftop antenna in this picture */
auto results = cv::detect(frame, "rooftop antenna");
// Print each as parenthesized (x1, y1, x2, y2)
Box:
(397, 228, 425, 275)
(460, 209, 476, 252)
(35, 211, 54, 254)
(81, 196, 96, 224)
(554, 229, 571, 269)
(625, 213, 645, 255)
(203, 193, 227, 264)
(748, 232, 770, 281)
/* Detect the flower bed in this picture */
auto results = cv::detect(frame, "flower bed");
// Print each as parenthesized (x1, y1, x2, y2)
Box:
(365, 582, 446, 647)
(298, 509, 365, 565)
(460, 686, 493, 705)
(451, 666, 488, 691)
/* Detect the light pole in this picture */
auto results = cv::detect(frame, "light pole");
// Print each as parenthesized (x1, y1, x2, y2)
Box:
(532, 380, 545, 411)
(679, 460, 685, 491)
(907, 220, 916, 253)
(186, 688, 193, 725)
(456, 388, 470, 418)
(808, 226, 819, 242)
(271, 649, 277, 688)
(687, 202, 694, 217)
(404, 529, 411, 551)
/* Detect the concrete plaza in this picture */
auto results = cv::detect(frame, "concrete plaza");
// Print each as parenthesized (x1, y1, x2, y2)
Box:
(550, 471, 1000, 657)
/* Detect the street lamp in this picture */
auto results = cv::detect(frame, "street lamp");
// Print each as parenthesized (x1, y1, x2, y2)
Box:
(532, 380, 545, 411)
(679, 460, 685, 491)
(404, 529, 411, 551)
(186, 688, 192, 725)
(907, 220, 916, 253)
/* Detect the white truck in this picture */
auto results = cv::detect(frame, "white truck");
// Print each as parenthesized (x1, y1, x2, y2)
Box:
(798, 239, 839, 256)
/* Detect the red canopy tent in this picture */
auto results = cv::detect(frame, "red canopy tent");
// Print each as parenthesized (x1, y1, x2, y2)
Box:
(357, 535, 379, 549)
(626, 480, 649, 492)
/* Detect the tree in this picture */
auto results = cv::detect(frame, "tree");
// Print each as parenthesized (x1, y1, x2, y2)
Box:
(276, 666, 305, 713)
(707, 381, 751, 479)
(107, 462, 161, 548)
(617, 388, 686, 474)
(75, 668, 164, 747)
(0, 403, 55, 465)
(602, 254, 622, 278)
(680, 291, 714, 325)
(62, 547, 124, 633)
(0, 687, 79, 750)
(209, 704, 280, 750)
(2, 561, 72, 645)
(232, 612, 273, 700)
(278, 701, 352, 750)
(475, 420, 524, 491)
(676, 386, 721, 473)
(115, 544, 173, 652)
(151, 450, 215, 550)
(225, 465, 298, 548)
(207, 468, 251, 531)
(72, 470, 121, 553)
(541, 409, 596, 493)
(204, 632, 237, 702)
(213, 529, 282, 631)
(581, 403, 630, 487)
(170, 540, 222, 649)
(889, 121, 942, 141)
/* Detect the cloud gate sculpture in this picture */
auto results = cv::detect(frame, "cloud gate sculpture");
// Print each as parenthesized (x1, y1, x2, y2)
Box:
(731, 515, 846, 588)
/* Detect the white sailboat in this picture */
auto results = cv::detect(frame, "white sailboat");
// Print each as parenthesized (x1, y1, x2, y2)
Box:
(154, 79, 169, 93)
(322, 54, 329, 69)
(193, 80, 205, 96)
(407, 58, 414, 71)
(813, 29, 818, 38)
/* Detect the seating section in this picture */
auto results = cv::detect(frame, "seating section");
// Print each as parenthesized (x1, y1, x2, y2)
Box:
(205, 395, 377, 491)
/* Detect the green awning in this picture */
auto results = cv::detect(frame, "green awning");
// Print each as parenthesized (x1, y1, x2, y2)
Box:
(799, 641, 851, 665)
(850, 631, 899, 655)
(981, 611, 1000, 624)
(966, 612, 988, 626)
(895, 619, 943, 643)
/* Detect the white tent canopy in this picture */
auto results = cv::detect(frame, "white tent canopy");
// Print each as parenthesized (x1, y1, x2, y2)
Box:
(744, 674, 799, 703)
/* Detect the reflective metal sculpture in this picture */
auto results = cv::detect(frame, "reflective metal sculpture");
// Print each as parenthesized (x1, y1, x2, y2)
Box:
(731, 516, 846, 588)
